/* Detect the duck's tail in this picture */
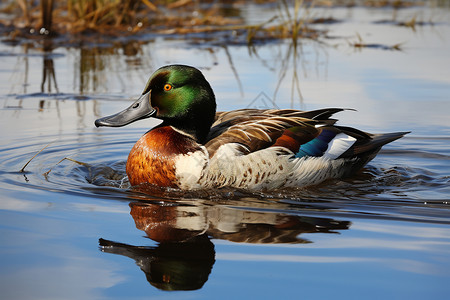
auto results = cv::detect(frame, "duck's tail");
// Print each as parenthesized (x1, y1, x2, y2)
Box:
(342, 131, 410, 157)
(338, 130, 410, 175)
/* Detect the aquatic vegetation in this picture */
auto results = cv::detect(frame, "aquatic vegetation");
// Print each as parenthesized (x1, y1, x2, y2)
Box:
(0, 0, 423, 46)
(350, 33, 403, 51)
(19, 142, 53, 173)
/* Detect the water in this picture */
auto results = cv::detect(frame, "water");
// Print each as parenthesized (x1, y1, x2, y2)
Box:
(1, 2, 450, 299)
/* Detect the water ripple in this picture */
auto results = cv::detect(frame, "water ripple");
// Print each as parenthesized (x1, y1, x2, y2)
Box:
(0, 130, 448, 224)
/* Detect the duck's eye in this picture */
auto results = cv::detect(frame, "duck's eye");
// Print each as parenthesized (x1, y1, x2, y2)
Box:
(163, 84, 173, 91)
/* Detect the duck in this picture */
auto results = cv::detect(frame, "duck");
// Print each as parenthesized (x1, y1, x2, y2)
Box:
(95, 64, 409, 191)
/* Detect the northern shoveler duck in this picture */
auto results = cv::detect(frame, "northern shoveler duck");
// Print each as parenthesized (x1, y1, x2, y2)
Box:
(95, 64, 409, 190)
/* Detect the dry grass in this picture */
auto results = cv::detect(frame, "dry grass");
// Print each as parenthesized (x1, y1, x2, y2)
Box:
(0, 0, 421, 45)
(350, 32, 403, 51)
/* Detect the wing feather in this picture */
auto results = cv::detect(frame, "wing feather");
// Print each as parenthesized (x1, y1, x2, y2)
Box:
(205, 108, 344, 157)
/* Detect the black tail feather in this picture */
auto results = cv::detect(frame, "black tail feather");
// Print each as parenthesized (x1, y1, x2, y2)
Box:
(340, 131, 410, 159)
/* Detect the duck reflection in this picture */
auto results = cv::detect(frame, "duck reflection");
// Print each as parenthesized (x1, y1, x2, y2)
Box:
(99, 234, 214, 291)
(100, 201, 350, 291)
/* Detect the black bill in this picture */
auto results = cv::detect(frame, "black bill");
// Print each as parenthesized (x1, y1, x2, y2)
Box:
(95, 91, 155, 127)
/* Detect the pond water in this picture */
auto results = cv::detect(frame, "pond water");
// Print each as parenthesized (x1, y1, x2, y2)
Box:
(1, 2, 450, 299)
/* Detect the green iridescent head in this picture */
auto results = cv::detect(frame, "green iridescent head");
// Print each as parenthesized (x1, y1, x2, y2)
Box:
(95, 65, 217, 143)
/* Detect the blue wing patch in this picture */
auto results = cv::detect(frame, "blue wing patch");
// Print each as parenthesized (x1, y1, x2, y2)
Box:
(295, 130, 337, 158)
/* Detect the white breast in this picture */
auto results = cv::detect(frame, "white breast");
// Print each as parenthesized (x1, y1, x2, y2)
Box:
(200, 143, 293, 190)
(175, 143, 353, 191)
(174, 147, 209, 189)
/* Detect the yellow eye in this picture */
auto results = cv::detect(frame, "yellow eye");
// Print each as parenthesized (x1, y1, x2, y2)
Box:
(163, 84, 173, 91)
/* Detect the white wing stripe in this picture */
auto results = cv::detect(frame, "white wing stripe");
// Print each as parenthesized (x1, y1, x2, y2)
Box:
(323, 133, 356, 159)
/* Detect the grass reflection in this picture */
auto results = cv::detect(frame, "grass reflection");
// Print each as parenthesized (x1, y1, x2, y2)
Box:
(41, 41, 58, 94)
(7, 37, 152, 116)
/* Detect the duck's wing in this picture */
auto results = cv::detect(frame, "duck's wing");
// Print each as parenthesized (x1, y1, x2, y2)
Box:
(205, 108, 343, 157)
(211, 108, 345, 128)
(205, 108, 409, 162)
